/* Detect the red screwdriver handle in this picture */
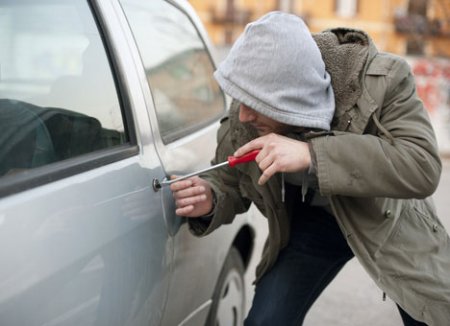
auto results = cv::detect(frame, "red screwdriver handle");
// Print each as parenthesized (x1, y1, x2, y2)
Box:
(228, 150, 260, 168)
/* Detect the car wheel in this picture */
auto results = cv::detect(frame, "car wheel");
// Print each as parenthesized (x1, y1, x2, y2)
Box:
(206, 247, 246, 326)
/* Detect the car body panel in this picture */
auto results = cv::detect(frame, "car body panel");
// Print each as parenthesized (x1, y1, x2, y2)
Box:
(0, 0, 259, 325)
(105, 1, 253, 324)
(0, 157, 171, 325)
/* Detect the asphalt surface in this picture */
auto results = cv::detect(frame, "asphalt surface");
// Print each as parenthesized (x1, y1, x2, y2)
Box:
(243, 158, 450, 325)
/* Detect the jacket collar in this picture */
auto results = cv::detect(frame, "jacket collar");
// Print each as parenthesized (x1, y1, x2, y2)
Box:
(313, 28, 379, 133)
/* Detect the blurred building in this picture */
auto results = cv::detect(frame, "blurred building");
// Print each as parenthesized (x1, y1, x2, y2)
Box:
(189, 0, 450, 58)
(190, 0, 450, 155)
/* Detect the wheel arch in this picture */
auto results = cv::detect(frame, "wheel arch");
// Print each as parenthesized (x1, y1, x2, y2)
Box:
(231, 225, 255, 270)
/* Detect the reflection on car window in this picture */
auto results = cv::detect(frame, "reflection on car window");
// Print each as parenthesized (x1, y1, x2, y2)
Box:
(0, 0, 126, 177)
(119, 0, 225, 144)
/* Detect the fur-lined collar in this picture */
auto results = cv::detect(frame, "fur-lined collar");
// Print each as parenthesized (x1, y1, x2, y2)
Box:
(313, 28, 371, 128)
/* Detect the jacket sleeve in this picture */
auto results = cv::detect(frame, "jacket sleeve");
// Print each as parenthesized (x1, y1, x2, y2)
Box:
(311, 57, 442, 199)
(189, 118, 251, 236)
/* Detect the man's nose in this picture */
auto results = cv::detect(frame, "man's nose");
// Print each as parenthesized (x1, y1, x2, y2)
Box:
(239, 104, 256, 122)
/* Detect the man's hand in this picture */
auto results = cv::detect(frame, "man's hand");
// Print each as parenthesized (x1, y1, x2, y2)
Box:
(234, 133, 311, 185)
(170, 176, 214, 217)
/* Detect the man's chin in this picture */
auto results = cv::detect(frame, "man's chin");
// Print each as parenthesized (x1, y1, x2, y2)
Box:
(253, 125, 268, 135)
(245, 123, 270, 136)
(255, 128, 267, 136)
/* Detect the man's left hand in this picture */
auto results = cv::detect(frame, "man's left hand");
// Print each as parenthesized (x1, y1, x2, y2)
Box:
(234, 133, 311, 185)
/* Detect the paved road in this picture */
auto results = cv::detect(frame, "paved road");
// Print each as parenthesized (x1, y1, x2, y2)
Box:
(244, 158, 450, 325)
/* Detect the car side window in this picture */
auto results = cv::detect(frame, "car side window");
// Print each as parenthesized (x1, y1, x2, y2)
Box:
(119, 0, 225, 144)
(0, 1, 127, 178)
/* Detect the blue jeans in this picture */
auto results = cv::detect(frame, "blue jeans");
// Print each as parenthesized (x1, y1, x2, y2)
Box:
(245, 187, 426, 326)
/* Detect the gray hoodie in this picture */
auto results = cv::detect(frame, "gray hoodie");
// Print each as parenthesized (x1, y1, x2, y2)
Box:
(214, 11, 335, 131)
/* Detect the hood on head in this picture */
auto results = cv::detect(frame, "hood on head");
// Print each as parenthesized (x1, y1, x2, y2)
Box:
(214, 11, 335, 131)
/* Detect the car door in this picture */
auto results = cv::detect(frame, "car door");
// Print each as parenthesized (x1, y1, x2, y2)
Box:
(115, 1, 238, 324)
(0, 1, 172, 325)
(116, 0, 226, 227)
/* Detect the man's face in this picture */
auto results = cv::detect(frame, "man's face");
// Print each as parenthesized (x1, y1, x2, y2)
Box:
(239, 104, 292, 136)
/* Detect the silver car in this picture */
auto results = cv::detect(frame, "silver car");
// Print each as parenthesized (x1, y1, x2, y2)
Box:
(0, 0, 261, 325)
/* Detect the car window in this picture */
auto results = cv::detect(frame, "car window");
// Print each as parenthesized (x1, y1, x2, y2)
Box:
(0, 0, 127, 178)
(119, 0, 225, 144)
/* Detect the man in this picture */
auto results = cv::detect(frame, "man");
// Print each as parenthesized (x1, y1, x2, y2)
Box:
(170, 12, 450, 325)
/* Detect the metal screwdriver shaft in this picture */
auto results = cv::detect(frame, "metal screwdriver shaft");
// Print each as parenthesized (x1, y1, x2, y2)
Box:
(160, 161, 229, 186)
(159, 149, 260, 187)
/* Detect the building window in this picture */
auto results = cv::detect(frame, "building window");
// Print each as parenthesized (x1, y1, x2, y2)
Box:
(406, 37, 425, 55)
(408, 0, 428, 16)
(335, 0, 358, 18)
(277, 0, 294, 12)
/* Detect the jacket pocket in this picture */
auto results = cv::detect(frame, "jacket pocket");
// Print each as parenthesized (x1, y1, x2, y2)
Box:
(375, 199, 446, 277)
(375, 200, 450, 319)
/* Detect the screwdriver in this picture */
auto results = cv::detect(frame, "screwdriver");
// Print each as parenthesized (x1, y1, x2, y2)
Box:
(155, 149, 260, 188)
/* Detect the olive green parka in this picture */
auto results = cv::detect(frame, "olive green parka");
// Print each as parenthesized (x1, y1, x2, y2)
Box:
(190, 28, 450, 325)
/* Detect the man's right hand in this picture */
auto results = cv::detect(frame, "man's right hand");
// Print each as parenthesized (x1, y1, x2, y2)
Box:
(169, 176, 214, 218)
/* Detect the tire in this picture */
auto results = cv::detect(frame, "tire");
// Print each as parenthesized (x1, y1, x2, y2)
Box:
(205, 247, 246, 326)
